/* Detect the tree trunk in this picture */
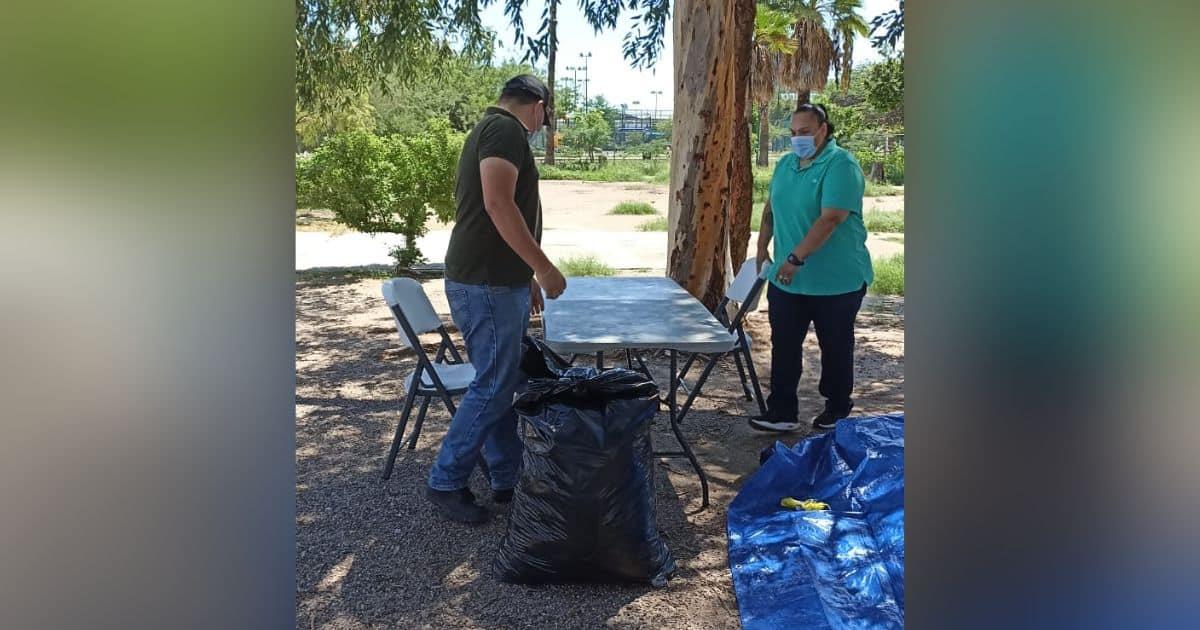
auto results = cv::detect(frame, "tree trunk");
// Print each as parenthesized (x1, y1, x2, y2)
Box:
(840, 37, 854, 91)
(795, 89, 811, 108)
(667, 0, 756, 311)
(730, 116, 752, 271)
(756, 103, 770, 167)
(544, 0, 558, 165)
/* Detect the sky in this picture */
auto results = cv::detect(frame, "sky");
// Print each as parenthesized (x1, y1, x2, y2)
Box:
(479, 0, 900, 116)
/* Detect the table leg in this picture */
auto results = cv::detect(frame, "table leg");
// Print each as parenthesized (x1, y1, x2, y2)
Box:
(668, 349, 709, 509)
(677, 354, 720, 424)
(631, 351, 653, 377)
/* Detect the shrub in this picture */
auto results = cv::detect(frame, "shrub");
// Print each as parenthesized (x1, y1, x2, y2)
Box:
(558, 256, 615, 277)
(864, 211, 905, 233)
(296, 123, 463, 269)
(636, 217, 669, 231)
(869, 253, 904, 296)
(854, 145, 905, 186)
(610, 201, 658, 216)
(753, 165, 772, 203)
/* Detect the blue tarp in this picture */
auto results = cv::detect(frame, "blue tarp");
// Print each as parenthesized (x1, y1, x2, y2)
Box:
(727, 415, 905, 629)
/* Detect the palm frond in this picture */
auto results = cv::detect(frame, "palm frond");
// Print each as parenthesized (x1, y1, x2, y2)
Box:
(751, 5, 797, 105)
(781, 14, 834, 93)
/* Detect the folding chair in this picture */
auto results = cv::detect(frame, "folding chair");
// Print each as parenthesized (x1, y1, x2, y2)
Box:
(676, 259, 769, 419)
(379, 278, 476, 480)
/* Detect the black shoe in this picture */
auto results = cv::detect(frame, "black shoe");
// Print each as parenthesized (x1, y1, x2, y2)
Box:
(425, 486, 489, 524)
(812, 406, 852, 431)
(748, 415, 803, 433)
(492, 488, 514, 504)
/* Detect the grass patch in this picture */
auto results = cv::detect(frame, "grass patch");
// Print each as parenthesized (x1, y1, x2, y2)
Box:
(865, 181, 904, 197)
(865, 210, 905, 233)
(610, 201, 658, 216)
(753, 165, 772, 203)
(539, 160, 669, 184)
(537, 158, 902, 199)
(869, 253, 904, 296)
(636, 216, 669, 231)
(744, 201, 900, 234)
(558, 255, 615, 277)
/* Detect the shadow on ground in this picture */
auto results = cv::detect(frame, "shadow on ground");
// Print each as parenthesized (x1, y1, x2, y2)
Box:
(296, 278, 904, 629)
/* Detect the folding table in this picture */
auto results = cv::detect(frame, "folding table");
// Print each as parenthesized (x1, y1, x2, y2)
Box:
(541, 277, 737, 508)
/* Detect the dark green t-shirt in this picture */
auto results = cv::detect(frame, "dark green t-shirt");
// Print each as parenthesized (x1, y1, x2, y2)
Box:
(445, 107, 543, 286)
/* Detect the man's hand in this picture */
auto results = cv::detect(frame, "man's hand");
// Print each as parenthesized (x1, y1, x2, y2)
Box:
(536, 264, 567, 299)
(775, 260, 798, 286)
(756, 247, 773, 275)
(530, 279, 545, 315)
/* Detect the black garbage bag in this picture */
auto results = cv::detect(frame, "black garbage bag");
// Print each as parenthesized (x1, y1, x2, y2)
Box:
(494, 362, 676, 586)
(519, 336, 572, 379)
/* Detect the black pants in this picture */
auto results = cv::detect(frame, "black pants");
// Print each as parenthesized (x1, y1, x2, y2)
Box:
(765, 282, 867, 421)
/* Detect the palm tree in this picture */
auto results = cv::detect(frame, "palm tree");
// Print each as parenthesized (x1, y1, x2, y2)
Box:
(772, 0, 834, 107)
(751, 5, 797, 166)
(831, 0, 870, 92)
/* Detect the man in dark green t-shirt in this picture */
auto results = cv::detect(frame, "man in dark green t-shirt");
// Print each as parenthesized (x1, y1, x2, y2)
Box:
(427, 75, 567, 523)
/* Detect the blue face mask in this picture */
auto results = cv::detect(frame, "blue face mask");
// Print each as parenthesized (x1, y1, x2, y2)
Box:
(791, 135, 816, 159)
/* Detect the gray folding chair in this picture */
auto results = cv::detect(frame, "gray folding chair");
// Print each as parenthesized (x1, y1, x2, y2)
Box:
(676, 259, 769, 419)
(379, 278, 476, 480)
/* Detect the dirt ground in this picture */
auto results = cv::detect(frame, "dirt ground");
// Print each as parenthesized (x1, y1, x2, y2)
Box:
(296, 274, 904, 629)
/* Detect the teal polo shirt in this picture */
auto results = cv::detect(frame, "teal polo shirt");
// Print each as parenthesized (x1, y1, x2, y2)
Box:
(767, 138, 873, 295)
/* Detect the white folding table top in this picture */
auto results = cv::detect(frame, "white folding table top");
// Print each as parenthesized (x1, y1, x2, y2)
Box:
(542, 277, 737, 354)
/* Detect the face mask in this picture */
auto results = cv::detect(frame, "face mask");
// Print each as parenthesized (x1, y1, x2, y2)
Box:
(525, 107, 543, 139)
(791, 135, 816, 159)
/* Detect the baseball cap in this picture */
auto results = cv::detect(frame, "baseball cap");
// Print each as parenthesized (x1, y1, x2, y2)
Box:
(503, 74, 553, 126)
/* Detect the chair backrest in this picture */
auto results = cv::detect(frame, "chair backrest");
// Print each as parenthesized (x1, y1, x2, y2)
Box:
(381, 278, 443, 349)
(726, 259, 768, 313)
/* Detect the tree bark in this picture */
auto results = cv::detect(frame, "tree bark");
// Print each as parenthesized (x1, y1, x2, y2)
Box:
(756, 103, 770, 167)
(840, 37, 854, 91)
(796, 89, 811, 108)
(544, 0, 558, 165)
(668, 0, 756, 311)
(730, 116, 752, 271)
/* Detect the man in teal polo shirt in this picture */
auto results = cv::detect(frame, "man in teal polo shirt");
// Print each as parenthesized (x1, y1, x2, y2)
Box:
(750, 103, 873, 432)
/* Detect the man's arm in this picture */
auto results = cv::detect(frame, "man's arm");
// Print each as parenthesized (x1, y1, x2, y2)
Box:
(480, 157, 565, 297)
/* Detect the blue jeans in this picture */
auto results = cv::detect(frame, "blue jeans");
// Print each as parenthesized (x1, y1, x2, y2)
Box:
(428, 280, 530, 492)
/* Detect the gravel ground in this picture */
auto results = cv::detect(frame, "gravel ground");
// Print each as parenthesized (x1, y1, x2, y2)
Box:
(296, 274, 904, 629)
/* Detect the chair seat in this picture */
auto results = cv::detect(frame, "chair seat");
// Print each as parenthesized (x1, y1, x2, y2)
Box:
(405, 362, 475, 394)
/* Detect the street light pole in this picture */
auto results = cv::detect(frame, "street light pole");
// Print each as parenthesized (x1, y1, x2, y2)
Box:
(579, 52, 592, 112)
(565, 66, 578, 112)
(650, 90, 663, 122)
